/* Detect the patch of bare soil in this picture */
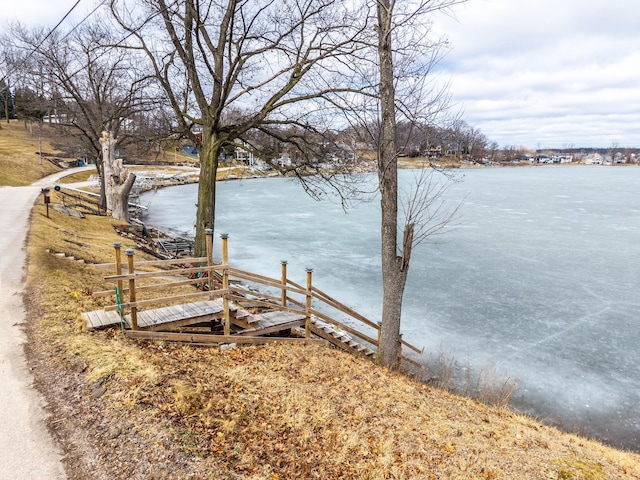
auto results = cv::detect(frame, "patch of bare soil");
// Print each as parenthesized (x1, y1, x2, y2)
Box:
(23, 294, 205, 480)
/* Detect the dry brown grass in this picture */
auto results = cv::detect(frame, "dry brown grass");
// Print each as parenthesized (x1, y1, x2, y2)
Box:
(399, 156, 462, 169)
(0, 120, 63, 185)
(57, 169, 96, 184)
(0, 120, 199, 187)
(146, 148, 200, 164)
(356, 150, 462, 170)
(22, 194, 640, 479)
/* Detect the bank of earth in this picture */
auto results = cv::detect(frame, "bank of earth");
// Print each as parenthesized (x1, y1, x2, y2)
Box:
(4, 121, 639, 478)
(22, 184, 640, 480)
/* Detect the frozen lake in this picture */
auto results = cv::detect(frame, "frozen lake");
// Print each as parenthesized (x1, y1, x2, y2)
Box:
(140, 165, 640, 451)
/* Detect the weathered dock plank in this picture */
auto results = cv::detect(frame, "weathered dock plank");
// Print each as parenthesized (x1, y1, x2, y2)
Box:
(84, 298, 226, 330)
(82, 309, 122, 329)
(125, 330, 325, 345)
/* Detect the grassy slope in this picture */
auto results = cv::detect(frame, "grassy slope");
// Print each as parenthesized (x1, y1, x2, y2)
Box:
(5, 126, 639, 478)
(21, 191, 640, 479)
(0, 121, 63, 185)
(0, 120, 200, 187)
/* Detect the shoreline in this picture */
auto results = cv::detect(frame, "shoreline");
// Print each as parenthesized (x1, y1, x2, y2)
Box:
(16, 166, 640, 478)
(137, 166, 640, 453)
(119, 216, 640, 453)
(63, 159, 640, 203)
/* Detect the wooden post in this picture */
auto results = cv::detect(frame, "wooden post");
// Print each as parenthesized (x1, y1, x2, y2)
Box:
(221, 233, 230, 336)
(126, 248, 138, 330)
(205, 228, 214, 295)
(305, 267, 313, 339)
(397, 333, 403, 364)
(113, 242, 123, 300)
(280, 260, 288, 307)
(42, 188, 50, 218)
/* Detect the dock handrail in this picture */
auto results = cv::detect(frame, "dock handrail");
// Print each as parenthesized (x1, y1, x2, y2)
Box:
(96, 231, 423, 366)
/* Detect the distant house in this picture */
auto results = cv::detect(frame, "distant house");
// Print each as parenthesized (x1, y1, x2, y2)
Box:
(535, 154, 552, 163)
(234, 142, 255, 166)
(180, 144, 199, 158)
(42, 113, 69, 124)
(334, 143, 357, 163)
(583, 153, 603, 165)
(277, 153, 292, 167)
(425, 145, 443, 158)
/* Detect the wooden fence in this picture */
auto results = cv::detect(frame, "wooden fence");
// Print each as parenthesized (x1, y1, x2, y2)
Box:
(93, 230, 423, 366)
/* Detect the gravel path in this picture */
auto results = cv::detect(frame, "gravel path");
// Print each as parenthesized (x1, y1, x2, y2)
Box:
(0, 167, 94, 480)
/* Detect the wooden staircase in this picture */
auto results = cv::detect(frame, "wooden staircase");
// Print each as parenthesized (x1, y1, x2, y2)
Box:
(83, 233, 423, 366)
(309, 318, 376, 358)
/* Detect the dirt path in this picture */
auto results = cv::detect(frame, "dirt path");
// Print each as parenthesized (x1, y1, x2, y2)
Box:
(0, 167, 94, 480)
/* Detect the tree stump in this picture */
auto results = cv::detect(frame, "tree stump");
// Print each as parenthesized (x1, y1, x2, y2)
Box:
(100, 130, 136, 222)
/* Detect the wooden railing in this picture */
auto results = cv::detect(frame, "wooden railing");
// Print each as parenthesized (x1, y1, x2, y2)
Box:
(94, 230, 423, 366)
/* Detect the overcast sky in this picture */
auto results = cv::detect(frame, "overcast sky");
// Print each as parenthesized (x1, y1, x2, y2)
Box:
(2, 0, 91, 31)
(4, 0, 639, 149)
(433, 0, 640, 149)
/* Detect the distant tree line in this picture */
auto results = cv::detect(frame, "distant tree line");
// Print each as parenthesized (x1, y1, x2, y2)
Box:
(0, 0, 493, 368)
(0, 16, 496, 171)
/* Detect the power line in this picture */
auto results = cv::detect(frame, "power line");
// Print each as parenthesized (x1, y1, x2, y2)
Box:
(2, 0, 100, 87)
(8, 0, 85, 72)
(4, 1, 154, 91)
(59, 0, 108, 43)
(1, 0, 85, 85)
(34, 0, 83, 53)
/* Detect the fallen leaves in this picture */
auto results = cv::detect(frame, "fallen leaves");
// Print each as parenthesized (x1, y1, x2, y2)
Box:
(86, 341, 640, 479)
(22, 205, 640, 479)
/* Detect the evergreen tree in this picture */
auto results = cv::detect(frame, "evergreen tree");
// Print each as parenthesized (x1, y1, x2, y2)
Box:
(13, 87, 46, 122)
(0, 79, 16, 121)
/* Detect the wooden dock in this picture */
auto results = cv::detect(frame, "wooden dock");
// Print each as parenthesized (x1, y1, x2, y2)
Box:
(83, 298, 307, 338)
(82, 232, 423, 364)
(83, 299, 225, 330)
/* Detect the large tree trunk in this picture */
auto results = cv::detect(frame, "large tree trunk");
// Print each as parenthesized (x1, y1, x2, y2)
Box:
(101, 131, 114, 210)
(3, 83, 9, 123)
(377, 0, 409, 369)
(100, 131, 136, 222)
(95, 158, 107, 211)
(194, 132, 221, 256)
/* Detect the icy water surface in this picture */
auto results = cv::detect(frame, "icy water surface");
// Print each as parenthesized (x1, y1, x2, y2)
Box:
(140, 166, 640, 451)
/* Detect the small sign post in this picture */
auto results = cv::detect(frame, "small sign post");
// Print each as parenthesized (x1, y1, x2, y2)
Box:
(41, 188, 50, 218)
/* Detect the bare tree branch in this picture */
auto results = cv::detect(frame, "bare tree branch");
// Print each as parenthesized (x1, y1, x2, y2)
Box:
(108, 0, 373, 254)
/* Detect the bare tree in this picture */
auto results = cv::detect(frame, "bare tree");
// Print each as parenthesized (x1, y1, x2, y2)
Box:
(7, 20, 156, 207)
(608, 141, 620, 164)
(487, 140, 499, 163)
(0, 48, 13, 126)
(109, 0, 366, 254)
(0, 78, 11, 124)
(459, 123, 488, 161)
(316, 0, 464, 367)
(373, 0, 465, 367)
